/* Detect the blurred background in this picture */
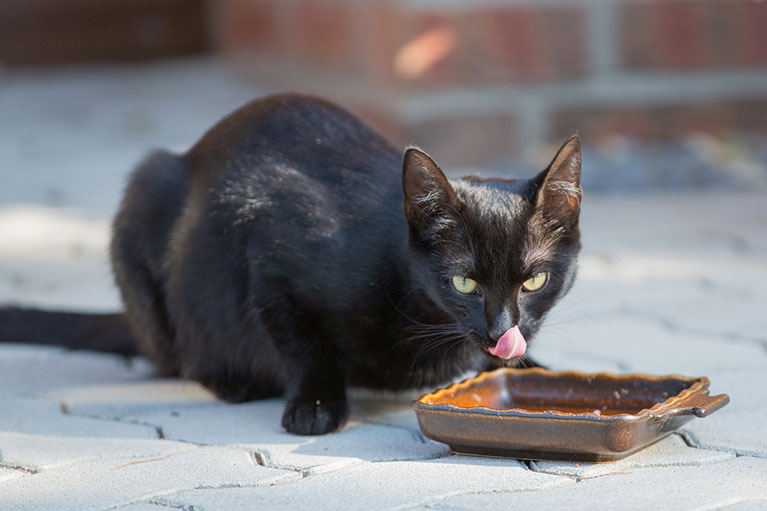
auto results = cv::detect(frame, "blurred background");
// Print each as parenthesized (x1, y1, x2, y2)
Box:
(0, 0, 766, 314)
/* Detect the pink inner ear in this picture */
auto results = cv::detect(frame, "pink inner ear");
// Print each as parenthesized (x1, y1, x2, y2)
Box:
(488, 325, 527, 359)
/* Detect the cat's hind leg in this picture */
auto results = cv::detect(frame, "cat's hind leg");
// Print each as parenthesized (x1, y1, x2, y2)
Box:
(111, 150, 188, 375)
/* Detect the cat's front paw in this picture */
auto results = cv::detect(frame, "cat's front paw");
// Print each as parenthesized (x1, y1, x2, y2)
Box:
(281, 397, 348, 435)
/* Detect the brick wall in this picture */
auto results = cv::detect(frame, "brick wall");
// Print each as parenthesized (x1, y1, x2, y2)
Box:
(0, 0, 209, 66)
(212, 0, 767, 189)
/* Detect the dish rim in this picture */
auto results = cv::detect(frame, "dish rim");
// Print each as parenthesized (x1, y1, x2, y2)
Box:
(412, 367, 711, 422)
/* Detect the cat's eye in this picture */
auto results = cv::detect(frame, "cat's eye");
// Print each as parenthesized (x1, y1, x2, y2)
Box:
(521, 272, 548, 292)
(451, 275, 479, 295)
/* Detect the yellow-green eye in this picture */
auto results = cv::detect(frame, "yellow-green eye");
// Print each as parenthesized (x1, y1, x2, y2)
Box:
(451, 275, 478, 295)
(521, 272, 548, 292)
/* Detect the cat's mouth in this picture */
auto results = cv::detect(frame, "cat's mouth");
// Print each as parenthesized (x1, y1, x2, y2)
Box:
(486, 325, 527, 360)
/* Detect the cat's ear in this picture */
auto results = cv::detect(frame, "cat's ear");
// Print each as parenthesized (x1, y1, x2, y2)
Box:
(402, 147, 459, 229)
(533, 135, 582, 228)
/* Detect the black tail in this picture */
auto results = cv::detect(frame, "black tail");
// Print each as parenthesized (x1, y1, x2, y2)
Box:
(0, 307, 138, 356)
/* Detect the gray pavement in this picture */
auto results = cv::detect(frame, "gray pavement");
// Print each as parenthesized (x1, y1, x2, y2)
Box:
(1, 59, 766, 510)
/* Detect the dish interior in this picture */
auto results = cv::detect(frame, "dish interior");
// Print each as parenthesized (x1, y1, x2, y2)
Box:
(421, 371, 695, 416)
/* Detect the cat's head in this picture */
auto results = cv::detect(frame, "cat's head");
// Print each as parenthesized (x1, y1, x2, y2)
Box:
(402, 136, 582, 364)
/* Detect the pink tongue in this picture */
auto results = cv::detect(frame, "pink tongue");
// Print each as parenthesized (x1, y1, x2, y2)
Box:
(488, 325, 527, 359)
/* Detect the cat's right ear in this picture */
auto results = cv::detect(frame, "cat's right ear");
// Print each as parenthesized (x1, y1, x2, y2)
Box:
(402, 148, 459, 231)
(533, 135, 582, 229)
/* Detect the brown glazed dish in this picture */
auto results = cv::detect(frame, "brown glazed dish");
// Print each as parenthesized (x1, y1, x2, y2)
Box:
(412, 368, 729, 462)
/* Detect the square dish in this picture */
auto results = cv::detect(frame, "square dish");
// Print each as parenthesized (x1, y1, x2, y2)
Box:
(412, 368, 729, 462)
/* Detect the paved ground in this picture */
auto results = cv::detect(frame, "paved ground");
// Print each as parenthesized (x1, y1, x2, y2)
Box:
(1, 59, 766, 510)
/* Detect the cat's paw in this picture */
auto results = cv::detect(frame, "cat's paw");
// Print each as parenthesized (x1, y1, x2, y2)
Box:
(281, 397, 348, 435)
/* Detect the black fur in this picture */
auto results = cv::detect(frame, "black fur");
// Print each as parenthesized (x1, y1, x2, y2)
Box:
(0, 94, 582, 435)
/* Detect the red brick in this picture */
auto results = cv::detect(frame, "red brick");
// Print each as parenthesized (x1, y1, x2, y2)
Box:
(216, 0, 276, 53)
(621, 1, 705, 69)
(663, 104, 738, 138)
(661, 2, 710, 68)
(461, 5, 587, 83)
(365, 1, 400, 81)
(731, 1, 767, 67)
(404, 113, 516, 169)
(551, 101, 767, 144)
(546, 7, 589, 79)
(0, 0, 208, 66)
(367, 3, 587, 88)
(552, 108, 657, 143)
(293, 0, 354, 67)
(367, 3, 460, 86)
(620, 0, 767, 71)
(353, 106, 406, 148)
(403, 13, 461, 85)
(464, 7, 545, 81)
(732, 100, 767, 135)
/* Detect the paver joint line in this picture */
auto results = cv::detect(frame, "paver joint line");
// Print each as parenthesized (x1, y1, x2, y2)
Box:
(394, 484, 577, 511)
(681, 431, 767, 460)
(676, 431, 699, 449)
(573, 471, 634, 482)
(619, 307, 767, 348)
(527, 461, 634, 482)
(252, 451, 268, 467)
(144, 500, 199, 511)
(0, 463, 39, 475)
(99, 477, 301, 511)
(57, 400, 169, 441)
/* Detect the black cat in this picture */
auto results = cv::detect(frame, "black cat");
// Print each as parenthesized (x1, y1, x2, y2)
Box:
(0, 94, 582, 435)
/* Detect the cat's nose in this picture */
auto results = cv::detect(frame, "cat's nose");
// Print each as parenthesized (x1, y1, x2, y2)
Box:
(487, 308, 514, 341)
(488, 324, 513, 342)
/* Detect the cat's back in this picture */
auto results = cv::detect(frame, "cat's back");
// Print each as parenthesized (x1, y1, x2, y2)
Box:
(185, 93, 400, 185)
(185, 92, 402, 223)
(183, 94, 400, 207)
(175, 94, 407, 299)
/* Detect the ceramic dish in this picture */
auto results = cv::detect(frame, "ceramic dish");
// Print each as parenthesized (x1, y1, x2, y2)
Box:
(412, 368, 729, 462)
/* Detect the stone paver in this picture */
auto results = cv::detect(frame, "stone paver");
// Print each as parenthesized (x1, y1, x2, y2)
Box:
(535, 313, 767, 375)
(0, 345, 153, 396)
(112, 505, 169, 511)
(0, 468, 23, 484)
(0, 59, 766, 510)
(530, 433, 734, 479)
(716, 501, 767, 511)
(151, 456, 572, 511)
(410, 457, 767, 510)
(49, 379, 449, 472)
(0, 446, 296, 511)
(682, 368, 767, 458)
(0, 397, 159, 439)
(0, 431, 194, 472)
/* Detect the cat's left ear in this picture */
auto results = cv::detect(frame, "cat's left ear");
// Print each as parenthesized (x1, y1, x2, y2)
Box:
(402, 147, 459, 230)
(533, 135, 582, 228)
